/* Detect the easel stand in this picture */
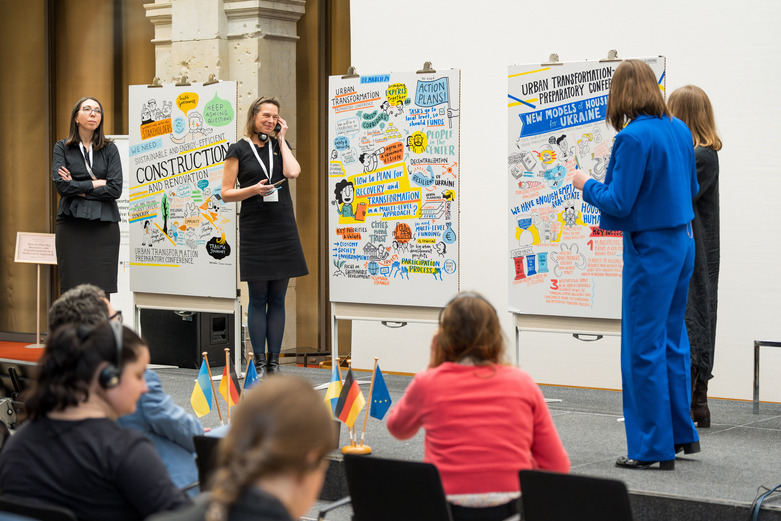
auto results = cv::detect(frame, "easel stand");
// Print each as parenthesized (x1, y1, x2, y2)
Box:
(514, 313, 620, 403)
(513, 313, 621, 363)
(330, 302, 440, 372)
(28, 264, 46, 348)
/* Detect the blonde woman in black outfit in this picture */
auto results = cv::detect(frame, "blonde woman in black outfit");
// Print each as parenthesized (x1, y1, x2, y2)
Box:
(668, 85, 722, 428)
(53, 97, 122, 295)
(221, 97, 308, 377)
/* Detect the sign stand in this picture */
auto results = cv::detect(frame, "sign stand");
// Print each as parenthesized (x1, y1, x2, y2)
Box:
(14, 232, 58, 348)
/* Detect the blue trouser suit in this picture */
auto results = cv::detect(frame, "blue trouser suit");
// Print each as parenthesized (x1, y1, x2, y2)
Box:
(621, 223, 699, 461)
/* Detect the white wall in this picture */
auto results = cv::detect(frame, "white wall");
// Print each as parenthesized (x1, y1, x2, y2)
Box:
(350, 0, 781, 401)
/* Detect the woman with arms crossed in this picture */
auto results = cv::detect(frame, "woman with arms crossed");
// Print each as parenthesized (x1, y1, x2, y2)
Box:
(668, 85, 722, 428)
(221, 97, 308, 377)
(572, 60, 701, 470)
(53, 97, 122, 295)
(387, 292, 569, 521)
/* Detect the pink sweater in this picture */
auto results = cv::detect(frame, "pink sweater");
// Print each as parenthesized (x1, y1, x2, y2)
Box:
(387, 363, 570, 495)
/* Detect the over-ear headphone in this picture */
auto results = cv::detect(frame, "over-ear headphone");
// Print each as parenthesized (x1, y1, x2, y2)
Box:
(99, 320, 124, 389)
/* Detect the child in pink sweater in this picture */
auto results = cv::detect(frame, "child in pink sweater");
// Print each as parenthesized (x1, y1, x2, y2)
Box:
(387, 292, 570, 521)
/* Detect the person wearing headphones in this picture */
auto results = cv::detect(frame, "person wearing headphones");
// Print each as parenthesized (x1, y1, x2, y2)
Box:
(47, 284, 205, 493)
(387, 292, 570, 521)
(0, 322, 190, 521)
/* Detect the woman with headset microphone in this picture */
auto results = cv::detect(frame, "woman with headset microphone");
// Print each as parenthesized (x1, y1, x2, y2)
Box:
(0, 321, 190, 521)
(221, 96, 308, 378)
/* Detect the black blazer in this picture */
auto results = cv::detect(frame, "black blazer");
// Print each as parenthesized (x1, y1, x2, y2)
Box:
(52, 139, 122, 221)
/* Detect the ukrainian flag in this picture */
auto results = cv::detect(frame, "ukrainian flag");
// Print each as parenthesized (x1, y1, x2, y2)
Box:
(190, 359, 212, 417)
(323, 365, 342, 417)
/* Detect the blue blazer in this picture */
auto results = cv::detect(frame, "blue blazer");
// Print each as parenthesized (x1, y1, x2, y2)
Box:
(583, 115, 698, 232)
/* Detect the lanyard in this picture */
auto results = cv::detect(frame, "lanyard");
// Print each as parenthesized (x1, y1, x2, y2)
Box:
(244, 137, 273, 182)
(79, 143, 96, 180)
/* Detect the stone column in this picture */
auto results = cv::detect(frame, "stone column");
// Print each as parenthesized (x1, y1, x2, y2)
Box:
(144, 0, 306, 355)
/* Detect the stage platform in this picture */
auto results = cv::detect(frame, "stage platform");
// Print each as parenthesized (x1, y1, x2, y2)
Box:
(150, 362, 781, 520)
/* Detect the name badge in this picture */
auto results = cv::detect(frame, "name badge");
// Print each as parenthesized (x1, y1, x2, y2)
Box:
(263, 190, 279, 203)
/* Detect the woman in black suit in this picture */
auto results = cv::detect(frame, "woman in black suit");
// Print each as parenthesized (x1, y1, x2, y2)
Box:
(52, 97, 122, 295)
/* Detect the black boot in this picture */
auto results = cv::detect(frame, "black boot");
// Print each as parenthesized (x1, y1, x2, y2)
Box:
(253, 352, 267, 380)
(267, 353, 280, 375)
(691, 372, 710, 428)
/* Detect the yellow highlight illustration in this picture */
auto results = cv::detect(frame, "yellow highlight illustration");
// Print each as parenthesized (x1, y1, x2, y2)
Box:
(386, 83, 407, 105)
(176, 92, 199, 115)
(407, 131, 427, 154)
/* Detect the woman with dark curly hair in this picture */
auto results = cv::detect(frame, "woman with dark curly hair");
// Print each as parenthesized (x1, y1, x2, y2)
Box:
(150, 375, 335, 521)
(387, 292, 569, 521)
(0, 322, 189, 521)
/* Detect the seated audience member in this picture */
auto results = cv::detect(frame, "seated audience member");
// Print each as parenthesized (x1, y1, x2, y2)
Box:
(0, 322, 190, 521)
(387, 292, 571, 521)
(48, 284, 204, 491)
(149, 375, 336, 521)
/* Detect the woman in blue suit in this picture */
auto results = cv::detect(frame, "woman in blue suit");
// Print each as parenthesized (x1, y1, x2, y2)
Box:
(573, 60, 700, 470)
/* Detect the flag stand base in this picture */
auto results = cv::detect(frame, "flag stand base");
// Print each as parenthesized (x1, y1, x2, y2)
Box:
(342, 444, 372, 455)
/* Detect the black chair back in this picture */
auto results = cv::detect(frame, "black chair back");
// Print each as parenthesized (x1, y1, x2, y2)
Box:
(193, 435, 221, 491)
(344, 455, 453, 521)
(520, 470, 633, 521)
(0, 496, 77, 521)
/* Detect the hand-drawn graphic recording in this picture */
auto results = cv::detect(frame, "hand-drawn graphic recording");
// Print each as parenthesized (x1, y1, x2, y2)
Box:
(328, 69, 460, 307)
(507, 57, 666, 319)
(128, 82, 238, 298)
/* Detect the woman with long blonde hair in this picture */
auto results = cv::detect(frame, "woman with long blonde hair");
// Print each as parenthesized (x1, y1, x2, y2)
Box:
(668, 85, 722, 428)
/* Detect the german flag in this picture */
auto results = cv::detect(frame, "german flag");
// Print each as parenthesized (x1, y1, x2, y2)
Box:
(334, 368, 365, 427)
(218, 359, 241, 407)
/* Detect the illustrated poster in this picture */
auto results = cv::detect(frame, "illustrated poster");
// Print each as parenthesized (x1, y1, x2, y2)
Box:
(328, 70, 460, 307)
(128, 82, 237, 299)
(507, 57, 665, 318)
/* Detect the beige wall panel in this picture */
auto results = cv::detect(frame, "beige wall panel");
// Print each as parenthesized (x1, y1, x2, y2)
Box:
(0, 1, 52, 333)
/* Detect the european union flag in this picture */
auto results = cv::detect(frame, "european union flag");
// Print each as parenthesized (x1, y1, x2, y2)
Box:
(244, 360, 259, 392)
(369, 364, 392, 420)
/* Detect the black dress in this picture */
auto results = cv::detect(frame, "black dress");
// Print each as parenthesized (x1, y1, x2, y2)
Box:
(52, 139, 122, 293)
(685, 146, 720, 380)
(225, 138, 308, 281)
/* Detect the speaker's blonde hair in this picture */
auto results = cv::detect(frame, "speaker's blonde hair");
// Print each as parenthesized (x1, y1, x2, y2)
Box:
(668, 85, 722, 151)
(242, 96, 281, 137)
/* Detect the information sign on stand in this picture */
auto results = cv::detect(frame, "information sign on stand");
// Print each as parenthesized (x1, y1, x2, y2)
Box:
(14, 232, 57, 347)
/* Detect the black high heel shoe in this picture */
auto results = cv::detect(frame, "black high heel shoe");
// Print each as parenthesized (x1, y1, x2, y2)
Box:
(615, 456, 675, 470)
(674, 441, 701, 454)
